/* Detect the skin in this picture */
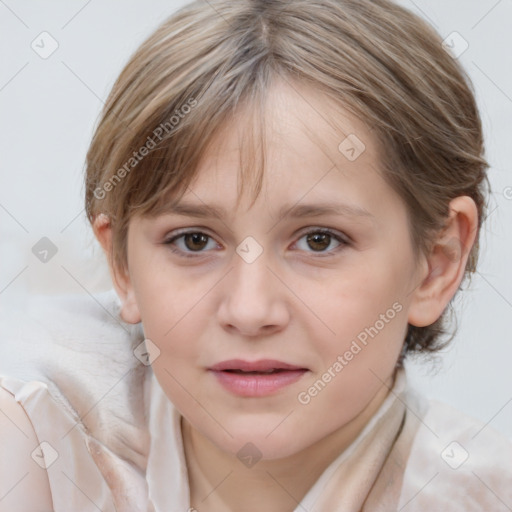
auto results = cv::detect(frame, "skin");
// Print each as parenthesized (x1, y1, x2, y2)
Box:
(94, 79, 478, 511)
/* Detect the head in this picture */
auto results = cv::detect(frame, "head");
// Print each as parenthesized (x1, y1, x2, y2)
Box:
(86, 0, 488, 458)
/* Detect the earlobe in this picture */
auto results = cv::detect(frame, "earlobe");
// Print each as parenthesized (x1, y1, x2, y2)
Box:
(92, 214, 142, 324)
(119, 287, 142, 324)
(407, 196, 478, 328)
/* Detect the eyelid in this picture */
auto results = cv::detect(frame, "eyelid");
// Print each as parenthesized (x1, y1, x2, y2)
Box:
(163, 226, 215, 241)
(294, 226, 351, 244)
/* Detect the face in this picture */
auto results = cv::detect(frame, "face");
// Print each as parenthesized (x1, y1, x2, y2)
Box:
(123, 80, 425, 460)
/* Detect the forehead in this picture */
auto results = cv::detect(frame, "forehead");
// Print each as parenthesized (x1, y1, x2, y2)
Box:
(184, 79, 390, 213)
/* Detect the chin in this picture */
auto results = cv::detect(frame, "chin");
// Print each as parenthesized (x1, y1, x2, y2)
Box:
(205, 417, 312, 462)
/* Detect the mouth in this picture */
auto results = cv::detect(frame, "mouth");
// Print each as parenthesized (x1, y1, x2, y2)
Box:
(209, 359, 308, 373)
(208, 359, 309, 397)
(222, 369, 291, 374)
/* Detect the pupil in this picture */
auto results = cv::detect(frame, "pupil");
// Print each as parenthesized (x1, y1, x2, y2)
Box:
(185, 233, 208, 251)
(308, 233, 330, 251)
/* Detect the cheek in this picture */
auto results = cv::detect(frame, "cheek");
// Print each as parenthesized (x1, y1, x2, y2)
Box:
(133, 278, 214, 376)
(298, 287, 407, 428)
(313, 260, 409, 364)
(129, 248, 199, 336)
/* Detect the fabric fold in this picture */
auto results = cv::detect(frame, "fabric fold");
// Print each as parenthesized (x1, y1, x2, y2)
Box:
(296, 368, 407, 511)
(0, 375, 117, 512)
(146, 371, 191, 512)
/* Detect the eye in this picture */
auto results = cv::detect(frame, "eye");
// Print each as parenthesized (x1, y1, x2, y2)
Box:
(293, 228, 349, 255)
(163, 230, 219, 257)
(163, 227, 350, 259)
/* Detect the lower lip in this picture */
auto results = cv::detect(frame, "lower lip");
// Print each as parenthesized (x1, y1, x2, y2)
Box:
(210, 369, 307, 397)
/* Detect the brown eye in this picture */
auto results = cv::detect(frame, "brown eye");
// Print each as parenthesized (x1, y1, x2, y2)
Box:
(183, 233, 209, 251)
(294, 228, 348, 255)
(164, 230, 218, 257)
(306, 232, 332, 251)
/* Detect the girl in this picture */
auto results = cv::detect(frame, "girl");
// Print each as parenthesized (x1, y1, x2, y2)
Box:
(1, 0, 511, 510)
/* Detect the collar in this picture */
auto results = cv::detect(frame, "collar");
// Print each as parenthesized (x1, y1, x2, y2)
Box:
(145, 367, 407, 511)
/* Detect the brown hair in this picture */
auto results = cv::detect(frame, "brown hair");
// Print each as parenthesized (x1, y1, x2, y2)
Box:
(84, 0, 490, 357)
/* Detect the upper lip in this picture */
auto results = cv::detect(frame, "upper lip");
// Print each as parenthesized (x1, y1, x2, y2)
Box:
(209, 359, 307, 372)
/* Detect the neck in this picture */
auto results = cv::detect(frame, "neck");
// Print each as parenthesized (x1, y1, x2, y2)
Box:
(182, 373, 395, 512)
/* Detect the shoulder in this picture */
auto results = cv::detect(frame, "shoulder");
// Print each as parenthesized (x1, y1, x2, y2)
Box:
(399, 389, 512, 511)
(0, 290, 151, 475)
(0, 288, 146, 415)
(0, 385, 53, 511)
(0, 372, 141, 511)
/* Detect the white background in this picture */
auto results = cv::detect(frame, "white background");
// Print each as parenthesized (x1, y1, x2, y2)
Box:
(1, 0, 511, 439)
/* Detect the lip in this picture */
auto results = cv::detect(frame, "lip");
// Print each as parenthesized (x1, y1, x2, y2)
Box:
(208, 359, 308, 397)
(209, 359, 306, 372)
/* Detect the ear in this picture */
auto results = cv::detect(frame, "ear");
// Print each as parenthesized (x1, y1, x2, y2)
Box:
(92, 214, 141, 324)
(407, 196, 479, 327)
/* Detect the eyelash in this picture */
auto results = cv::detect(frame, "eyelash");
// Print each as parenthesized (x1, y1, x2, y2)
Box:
(162, 228, 350, 259)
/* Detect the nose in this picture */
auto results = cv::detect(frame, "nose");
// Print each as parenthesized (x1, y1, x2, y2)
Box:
(217, 251, 290, 338)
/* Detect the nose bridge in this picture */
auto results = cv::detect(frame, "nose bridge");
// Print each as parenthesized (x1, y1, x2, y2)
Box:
(217, 242, 288, 335)
(233, 243, 268, 289)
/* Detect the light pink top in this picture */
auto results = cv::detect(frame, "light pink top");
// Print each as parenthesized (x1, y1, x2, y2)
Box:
(1, 290, 511, 511)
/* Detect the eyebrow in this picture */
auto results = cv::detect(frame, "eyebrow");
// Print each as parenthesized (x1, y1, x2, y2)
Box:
(160, 200, 375, 222)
